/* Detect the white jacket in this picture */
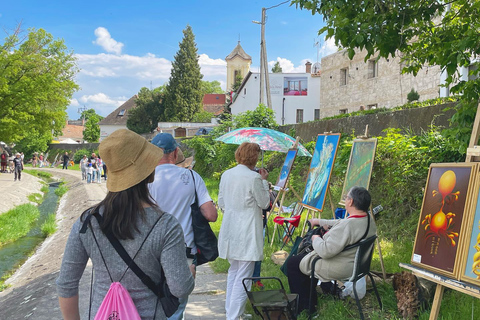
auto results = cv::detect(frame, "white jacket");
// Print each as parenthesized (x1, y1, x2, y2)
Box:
(218, 164, 270, 261)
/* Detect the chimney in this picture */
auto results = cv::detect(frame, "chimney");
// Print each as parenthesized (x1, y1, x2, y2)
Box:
(305, 61, 312, 74)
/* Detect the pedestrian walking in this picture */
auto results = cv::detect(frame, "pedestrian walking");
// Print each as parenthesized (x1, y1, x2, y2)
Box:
(62, 152, 69, 170)
(80, 155, 88, 180)
(13, 152, 24, 181)
(1, 150, 7, 173)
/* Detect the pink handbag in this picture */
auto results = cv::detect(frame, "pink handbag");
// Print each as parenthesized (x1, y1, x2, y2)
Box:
(94, 282, 141, 320)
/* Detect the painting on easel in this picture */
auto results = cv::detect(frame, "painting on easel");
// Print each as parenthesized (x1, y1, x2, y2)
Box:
(275, 149, 298, 189)
(460, 171, 480, 286)
(302, 133, 341, 211)
(339, 138, 377, 205)
(412, 163, 477, 279)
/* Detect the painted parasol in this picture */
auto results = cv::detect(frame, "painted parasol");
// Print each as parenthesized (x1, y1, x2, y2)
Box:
(215, 127, 311, 157)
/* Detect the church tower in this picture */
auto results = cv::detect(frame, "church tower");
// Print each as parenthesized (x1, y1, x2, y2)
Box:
(225, 41, 252, 92)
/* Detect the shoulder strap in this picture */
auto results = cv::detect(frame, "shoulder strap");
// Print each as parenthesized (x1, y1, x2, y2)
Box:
(189, 170, 199, 207)
(360, 213, 370, 240)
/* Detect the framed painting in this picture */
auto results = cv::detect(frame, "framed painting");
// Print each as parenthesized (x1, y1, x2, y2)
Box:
(460, 172, 480, 286)
(339, 138, 377, 205)
(301, 133, 341, 211)
(275, 149, 298, 189)
(412, 163, 478, 279)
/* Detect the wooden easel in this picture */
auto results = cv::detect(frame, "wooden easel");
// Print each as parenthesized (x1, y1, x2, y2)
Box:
(401, 102, 480, 319)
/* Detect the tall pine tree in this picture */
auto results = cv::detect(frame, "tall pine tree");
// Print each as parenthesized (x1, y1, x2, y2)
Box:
(163, 25, 203, 121)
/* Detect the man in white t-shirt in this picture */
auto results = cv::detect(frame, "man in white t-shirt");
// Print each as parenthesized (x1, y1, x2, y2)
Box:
(149, 133, 217, 320)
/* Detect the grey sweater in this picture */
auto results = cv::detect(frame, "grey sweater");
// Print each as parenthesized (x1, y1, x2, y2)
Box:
(56, 207, 195, 319)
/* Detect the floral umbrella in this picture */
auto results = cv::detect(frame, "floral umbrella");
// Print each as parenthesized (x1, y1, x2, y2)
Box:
(215, 127, 311, 157)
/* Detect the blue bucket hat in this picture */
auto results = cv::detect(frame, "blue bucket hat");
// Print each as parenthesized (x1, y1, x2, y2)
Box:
(151, 133, 179, 154)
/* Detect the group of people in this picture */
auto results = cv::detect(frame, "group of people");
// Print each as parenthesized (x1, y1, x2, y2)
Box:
(31, 152, 46, 168)
(79, 153, 107, 184)
(55, 129, 376, 320)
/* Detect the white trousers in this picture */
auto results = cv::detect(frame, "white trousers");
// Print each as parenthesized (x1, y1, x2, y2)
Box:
(225, 260, 255, 320)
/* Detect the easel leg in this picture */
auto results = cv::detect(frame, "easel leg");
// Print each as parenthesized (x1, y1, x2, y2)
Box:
(328, 190, 336, 218)
(369, 204, 387, 281)
(301, 209, 312, 236)
(429, 284, 444, 320)
(289, 185, 303, 202)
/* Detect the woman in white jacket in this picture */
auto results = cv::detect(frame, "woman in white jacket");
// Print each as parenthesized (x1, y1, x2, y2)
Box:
(218, 142, 270, 320)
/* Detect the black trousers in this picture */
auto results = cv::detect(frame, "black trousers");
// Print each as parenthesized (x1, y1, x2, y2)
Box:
(287, 253, 316, 313)
(14, 167, 22, 180)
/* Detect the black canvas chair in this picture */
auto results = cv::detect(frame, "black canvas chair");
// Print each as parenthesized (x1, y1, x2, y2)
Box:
(243, 277, 299, 320)
(309, 235, 382, 320)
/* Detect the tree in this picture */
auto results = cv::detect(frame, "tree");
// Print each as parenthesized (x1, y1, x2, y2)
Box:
(407, 89, 420, 102)
(127, 86, 166, 134)
(272, 61, 283, 73)
(163, 25, 203, 121)
(231, 73, 244, 92)
(234, 104, 278, 129)
(82, 109, 103, 142)
(0, 26, 78, 148)
(201, 80, 223, 94)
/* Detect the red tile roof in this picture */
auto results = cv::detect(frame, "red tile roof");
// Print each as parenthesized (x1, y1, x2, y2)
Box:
(59, 124, 84, 141)
(203, 94, 226, 115)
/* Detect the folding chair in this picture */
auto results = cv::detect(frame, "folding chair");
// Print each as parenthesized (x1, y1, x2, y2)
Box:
(273, 215, 301, 249)
(243, 277, 299, 320)
(309, 235, 382, 319)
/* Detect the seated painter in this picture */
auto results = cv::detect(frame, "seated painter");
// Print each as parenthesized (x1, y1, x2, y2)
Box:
(286, 186, 377, 313)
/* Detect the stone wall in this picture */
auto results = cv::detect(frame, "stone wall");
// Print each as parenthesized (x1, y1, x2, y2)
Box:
(280, 103, 456, 143)
(320, 48, 441, 118)
(48, 143, 100, 153)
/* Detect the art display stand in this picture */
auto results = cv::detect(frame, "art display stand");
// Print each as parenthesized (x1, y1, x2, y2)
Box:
(400, 102, 480, 319)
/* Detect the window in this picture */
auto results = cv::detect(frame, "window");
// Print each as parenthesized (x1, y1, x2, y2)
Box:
(340, 68, 348, 86)
(118, 109, 126, 116)
(339, 108, 348, 114)
(244, 88, 246, 94)
(368, 59, 377, 78)
(314, 109, 320, 120)
(296, 109, 304, 123)
(234, 70, 240, 79)
(367, 104, 378, 110)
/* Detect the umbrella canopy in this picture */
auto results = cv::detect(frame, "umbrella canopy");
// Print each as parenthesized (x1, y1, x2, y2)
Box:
(216, 127, 311, 157)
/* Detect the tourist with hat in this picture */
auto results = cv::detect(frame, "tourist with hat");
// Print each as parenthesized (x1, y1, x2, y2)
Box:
(56, 129, 194, 319)
(149, 132, 217, 320)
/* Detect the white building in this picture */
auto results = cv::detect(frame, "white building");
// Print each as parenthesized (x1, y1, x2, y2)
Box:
(98, 95, 138, 141)
(230, 65, 321, 125)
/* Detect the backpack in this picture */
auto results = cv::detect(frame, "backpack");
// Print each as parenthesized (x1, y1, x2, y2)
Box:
(95, 282, 141, 320)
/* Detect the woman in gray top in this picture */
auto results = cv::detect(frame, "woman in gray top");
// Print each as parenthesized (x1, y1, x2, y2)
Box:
(56, 129, 194, 319)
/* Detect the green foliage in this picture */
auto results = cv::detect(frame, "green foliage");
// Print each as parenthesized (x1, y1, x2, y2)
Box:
(55, 183, 69, 197)
(40, 185, 49, 193)
(192, 111, 214, 123)
(23, 169, 53, 179)
(201, 80, 223, 94)
(28, 193, 44, 204)
(0, 27, 79, 146)
(407, 88, 420, 102)
(0, 204, 40, 247)
(127, 86, 166, 134)
(271, 61, 283, 73)
(163, 25, 203, 121)
(82, 109, 103, 142)
(232, 73, 244, 92)
(292, 0, 480, 126)
(234, 104, 278, 129)
(73, 148, 98, 163)
(442, 99, 478, 155)
(40, 213, 57, 237)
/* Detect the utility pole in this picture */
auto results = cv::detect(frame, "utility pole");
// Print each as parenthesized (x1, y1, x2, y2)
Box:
(78, 105, 88, 144)
(254, 7, 272, 109)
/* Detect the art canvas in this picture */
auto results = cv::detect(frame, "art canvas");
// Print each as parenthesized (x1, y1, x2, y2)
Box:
(302, 133, 341, 211)
(460, 173, 480, 286)
(412, 163, 477, 278)
(275, 149, 298, 189)
(339, 138, 377, 205)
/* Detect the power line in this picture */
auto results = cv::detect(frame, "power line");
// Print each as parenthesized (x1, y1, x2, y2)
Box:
(266, 0, 290, 10)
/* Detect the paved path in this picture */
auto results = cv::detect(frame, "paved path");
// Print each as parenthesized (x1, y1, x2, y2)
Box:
(0, 168, 227, 319)
(0, 169, 44, 214)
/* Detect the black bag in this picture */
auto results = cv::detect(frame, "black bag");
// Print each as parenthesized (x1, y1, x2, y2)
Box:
(297, 225, 330, 255)
(81, 210, 180, 318)
(190, 171, 219, 266)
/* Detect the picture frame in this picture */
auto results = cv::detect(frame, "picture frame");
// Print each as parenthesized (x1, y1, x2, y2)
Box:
(411, 163, 478, 279)
(460, 170, 480, 286)
(339, 138, 377, 205)
(301, 133, 341, 211)
(275, 149, 298, 189)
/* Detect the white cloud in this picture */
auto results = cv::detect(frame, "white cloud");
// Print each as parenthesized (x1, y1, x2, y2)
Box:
(79, 93, 126, 106)
(70, 98, 79, 107)
(93, 27, 124, 55)
(319, 37, 338, 58)
(268, 57, 308, 73)
(199, 53, 227, 79)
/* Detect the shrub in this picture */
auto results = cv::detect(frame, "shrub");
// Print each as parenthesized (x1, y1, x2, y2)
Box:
(55, 183, 69, 197)
(73, 148, 98, 163)
(407, 88, 420, 102)
(41, 213, 57, 237)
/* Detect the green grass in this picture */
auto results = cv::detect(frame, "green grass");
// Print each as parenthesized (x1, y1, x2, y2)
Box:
(27, 193, 44, 204)
(40, 213, 57, 237)
(23, 169, 53, 179)
(40, 184, 49, 193)
(54, 182, 69, 197)
(203, 177, 480, 319)
(0, 204, 40, 247)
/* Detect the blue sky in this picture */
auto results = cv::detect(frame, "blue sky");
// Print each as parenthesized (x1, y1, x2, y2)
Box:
(1, 1, 337, 119)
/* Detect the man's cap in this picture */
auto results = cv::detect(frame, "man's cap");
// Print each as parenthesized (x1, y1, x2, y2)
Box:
(151, 133, 179, 154)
